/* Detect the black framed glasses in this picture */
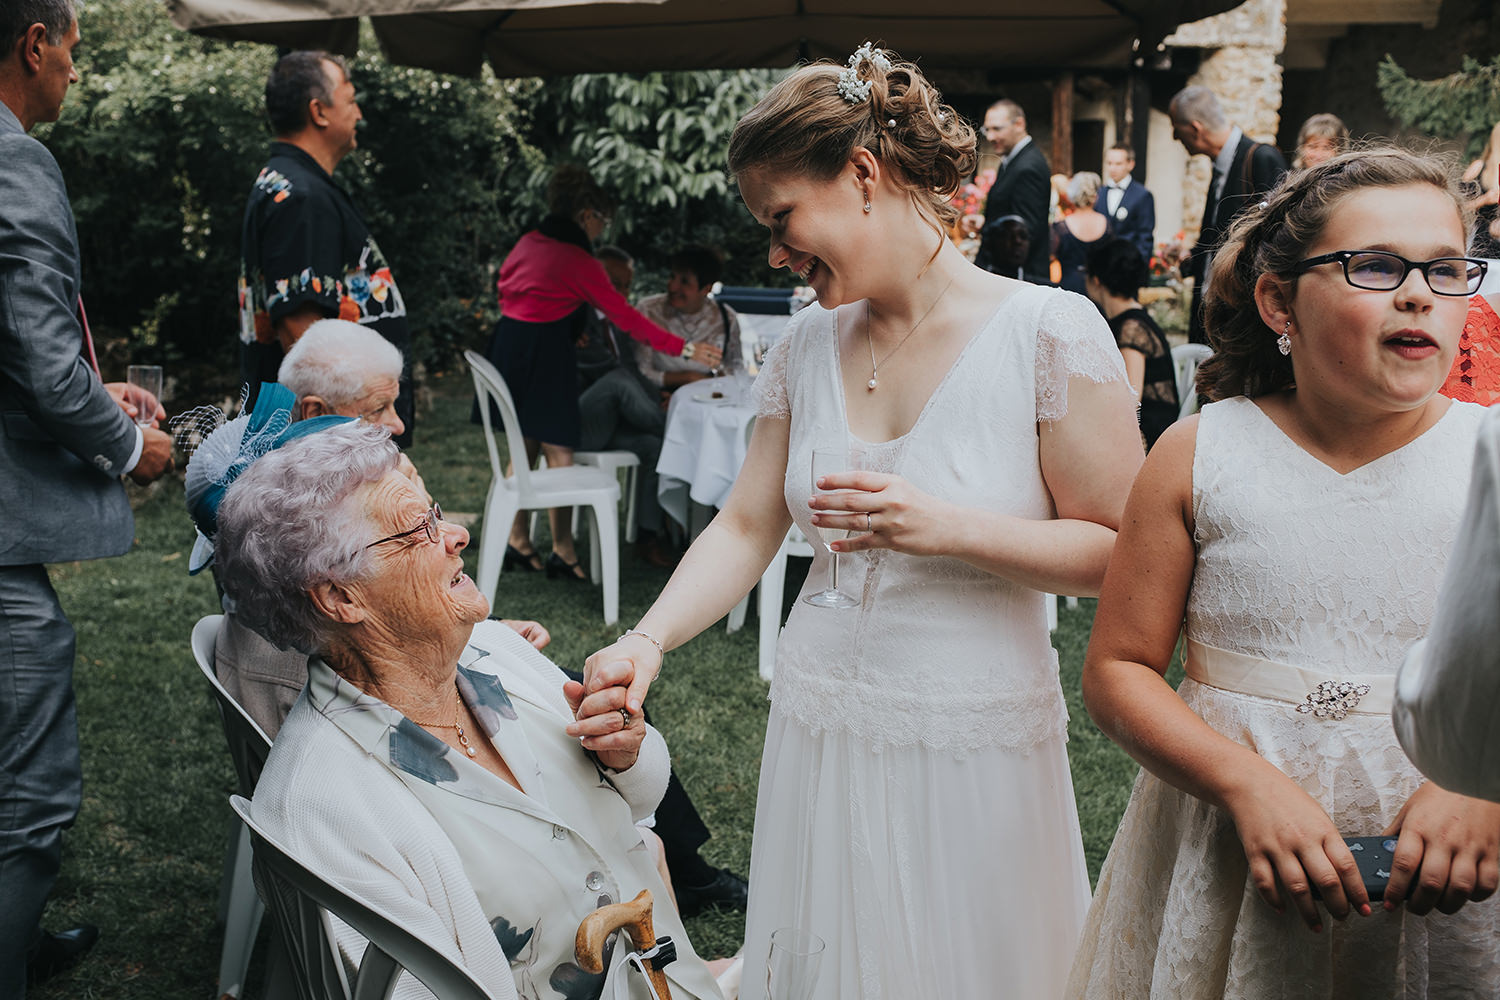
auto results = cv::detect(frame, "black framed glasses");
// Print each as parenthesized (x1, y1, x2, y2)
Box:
(1291, 250, 1487, 297)
(366, 503, 443, 550)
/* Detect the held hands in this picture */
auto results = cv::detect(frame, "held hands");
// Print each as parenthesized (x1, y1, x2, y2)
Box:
(809, 470, 957, 557)
(579, 632, 662, 718)
(1381, 782, 1500, 915)
(564, 653, 651, 772)
(1224, 768, 1372, 932)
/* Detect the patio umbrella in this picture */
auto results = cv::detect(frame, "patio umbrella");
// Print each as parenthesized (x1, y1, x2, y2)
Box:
(166, 0, 1247, 78)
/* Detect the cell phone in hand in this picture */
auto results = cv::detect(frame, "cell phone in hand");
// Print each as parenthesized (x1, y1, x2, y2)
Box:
(1310, 836, 1398, 902)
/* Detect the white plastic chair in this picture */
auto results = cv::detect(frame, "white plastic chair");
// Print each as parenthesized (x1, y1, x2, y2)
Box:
(230, 796, 500, 1000)
(465, 350, 622, 625)
(753, 525, 817, 681)
(574, 450, 641, 543)
(192, 614, 272, 1000)
(1172, 343, 1213, 420)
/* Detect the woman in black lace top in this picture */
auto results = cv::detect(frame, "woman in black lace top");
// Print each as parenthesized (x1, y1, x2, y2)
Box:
(1084, 237, 1180, 449)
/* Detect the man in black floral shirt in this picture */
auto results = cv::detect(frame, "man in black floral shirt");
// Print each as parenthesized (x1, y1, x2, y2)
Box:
(238, 50, 413, 445)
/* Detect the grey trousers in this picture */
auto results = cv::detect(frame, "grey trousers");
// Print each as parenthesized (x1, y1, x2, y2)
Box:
(578, 368, 666, 536)
(0, 564, 81, 996)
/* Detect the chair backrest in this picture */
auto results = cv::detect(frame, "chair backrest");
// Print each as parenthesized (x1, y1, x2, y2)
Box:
(464, 349, 538, 503)
(1171, 343, 1213, 420)
(192, 614, 272, 797)
(230, 796, 498, 1000)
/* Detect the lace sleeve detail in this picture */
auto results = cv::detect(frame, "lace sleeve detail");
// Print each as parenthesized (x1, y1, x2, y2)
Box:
(751, 330, 793, 418)
(1034, 290, 1128, 423)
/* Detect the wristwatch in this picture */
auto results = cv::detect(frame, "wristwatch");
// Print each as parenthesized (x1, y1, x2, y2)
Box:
(680, 342, 697, 360)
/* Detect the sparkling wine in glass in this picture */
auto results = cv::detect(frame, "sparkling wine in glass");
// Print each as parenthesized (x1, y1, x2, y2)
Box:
(805, 445, 863, 609)
(126, 364, 163, 427)
(766, 926, 825, 1000)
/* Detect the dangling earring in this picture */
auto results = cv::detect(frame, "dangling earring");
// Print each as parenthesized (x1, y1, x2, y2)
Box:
(863, 189, 872, 214)
(1277, 320, 1292, 356)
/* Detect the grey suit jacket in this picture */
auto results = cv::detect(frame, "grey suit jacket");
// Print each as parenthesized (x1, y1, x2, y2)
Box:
(0, 101, 136, 566)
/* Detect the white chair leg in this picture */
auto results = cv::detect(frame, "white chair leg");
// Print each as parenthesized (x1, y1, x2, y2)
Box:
(587, 506, 602, 586)
(727, 591, 750, 634)
(1046, 593, 1059, 632)
(622, 465, 639, 545)
(477, 490, 519, 606)
(757, 541, 790, 681)
(591, 500, 620, 626)
(218, 818, 264, 999)
(571, 506, 582, 541)
(1065, 595, 1079, 610)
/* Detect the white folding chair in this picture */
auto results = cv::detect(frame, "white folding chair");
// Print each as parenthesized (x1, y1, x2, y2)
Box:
(465, 350, 622, 625)
(192, 614, 273, 1000)
(754, 524, 817, 681)
(230, 796, 500, 1000)
(1172, 343, 1213, 420)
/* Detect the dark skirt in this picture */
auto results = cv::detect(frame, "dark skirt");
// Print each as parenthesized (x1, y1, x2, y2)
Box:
(478, 311, 583, 448)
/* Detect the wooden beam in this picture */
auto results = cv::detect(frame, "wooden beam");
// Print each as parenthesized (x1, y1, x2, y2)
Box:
(1052, 70, 1074, 176)
(1285, 0, 1441, 28)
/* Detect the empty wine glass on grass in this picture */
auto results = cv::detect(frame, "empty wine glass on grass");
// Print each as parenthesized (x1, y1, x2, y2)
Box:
(126, 364, 163, 427)
(767, 926, 825, 1000)
(806, 444, 865, 608)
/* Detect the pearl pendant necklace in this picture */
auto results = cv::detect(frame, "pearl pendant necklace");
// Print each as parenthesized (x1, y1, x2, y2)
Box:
(412, 687, 479, 758)
(865, 274, 957, 391)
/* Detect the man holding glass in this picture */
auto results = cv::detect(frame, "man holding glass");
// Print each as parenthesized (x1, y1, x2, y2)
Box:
(0, 2, 172, 992)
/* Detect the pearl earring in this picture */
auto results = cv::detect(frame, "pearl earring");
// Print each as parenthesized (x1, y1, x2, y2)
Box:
(1277, 320, 1292, 356)
(863, 190, 872, 214)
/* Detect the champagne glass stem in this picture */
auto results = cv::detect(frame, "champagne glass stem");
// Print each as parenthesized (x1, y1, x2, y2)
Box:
(828, 548, 841, 595)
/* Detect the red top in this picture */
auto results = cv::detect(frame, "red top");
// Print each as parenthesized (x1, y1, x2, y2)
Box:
(1442, 294, 1500, 407)
(496, 230, 685, 356)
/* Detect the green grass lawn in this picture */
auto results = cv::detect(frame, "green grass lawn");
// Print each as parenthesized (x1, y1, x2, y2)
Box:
(33, 370, 1142, 999)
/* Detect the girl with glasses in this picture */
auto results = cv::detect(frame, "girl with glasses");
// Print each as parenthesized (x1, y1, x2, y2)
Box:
(1068, 148, 1500, 997)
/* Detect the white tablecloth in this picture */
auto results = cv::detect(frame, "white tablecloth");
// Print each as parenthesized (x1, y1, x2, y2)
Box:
(656, 375, 756, 529)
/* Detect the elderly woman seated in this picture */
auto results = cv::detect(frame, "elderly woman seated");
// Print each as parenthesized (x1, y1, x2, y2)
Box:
(214, 420, 723, 1000)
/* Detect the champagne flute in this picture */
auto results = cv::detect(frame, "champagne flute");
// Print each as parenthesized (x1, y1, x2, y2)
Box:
(766, 926, 825, 1000)
(126, 364, 163, 427)
(805, 445, 864, 609)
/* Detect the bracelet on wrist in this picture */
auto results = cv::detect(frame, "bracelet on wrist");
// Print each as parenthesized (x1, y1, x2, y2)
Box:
(621, 628, 664, 655)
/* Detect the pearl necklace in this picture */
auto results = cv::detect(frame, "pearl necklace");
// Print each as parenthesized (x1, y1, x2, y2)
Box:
(865, 274, 956, 391)
(410, 686, 478, 758)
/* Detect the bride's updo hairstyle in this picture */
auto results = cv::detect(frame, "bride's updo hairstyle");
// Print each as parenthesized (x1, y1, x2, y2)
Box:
(727, 43, 976, 235)
(1198, 146, 1468, 401)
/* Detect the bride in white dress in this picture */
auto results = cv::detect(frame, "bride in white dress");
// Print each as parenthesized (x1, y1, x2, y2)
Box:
(1068, 149, 1500, 998)
(575, 46, 1143, 999)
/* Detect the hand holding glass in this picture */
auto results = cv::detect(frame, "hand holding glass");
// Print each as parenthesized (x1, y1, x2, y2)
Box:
(766, 926, 825, 1000)
(126, 365, 163, 427)
(806, 445, 865, 609)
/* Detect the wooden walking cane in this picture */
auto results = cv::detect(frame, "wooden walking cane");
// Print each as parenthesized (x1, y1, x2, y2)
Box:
(576, 889, 675, 1000)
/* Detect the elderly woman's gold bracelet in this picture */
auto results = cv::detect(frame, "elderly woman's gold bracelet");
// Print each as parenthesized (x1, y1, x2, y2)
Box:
(622, 628, 664, 656)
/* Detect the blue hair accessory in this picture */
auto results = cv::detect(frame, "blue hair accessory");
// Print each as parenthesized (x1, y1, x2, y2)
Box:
(179, 383, 354, 574)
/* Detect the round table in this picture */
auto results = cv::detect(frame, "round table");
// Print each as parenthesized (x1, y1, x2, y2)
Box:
(655, 375, 757, 531)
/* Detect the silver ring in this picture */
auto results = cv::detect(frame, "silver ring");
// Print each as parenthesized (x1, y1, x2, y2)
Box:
(866, 512, 873, 533)
(618, 707, 631, 729)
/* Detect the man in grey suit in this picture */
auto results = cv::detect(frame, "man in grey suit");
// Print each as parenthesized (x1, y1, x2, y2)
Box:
(0, 2, 173, 992)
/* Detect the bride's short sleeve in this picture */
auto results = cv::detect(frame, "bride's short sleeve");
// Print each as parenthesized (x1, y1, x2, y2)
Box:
(1034, 290, 1129, 423)
(750, 333, 793, 418)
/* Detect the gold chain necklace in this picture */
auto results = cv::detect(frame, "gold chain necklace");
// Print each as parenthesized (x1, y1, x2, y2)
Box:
(410, 686, 478, 758)
(865, 274, 957, 391)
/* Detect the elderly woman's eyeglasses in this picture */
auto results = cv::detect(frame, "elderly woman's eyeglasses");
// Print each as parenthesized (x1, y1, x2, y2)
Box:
(1291, 250, 1488, 297)
(365, 503, 443, 549)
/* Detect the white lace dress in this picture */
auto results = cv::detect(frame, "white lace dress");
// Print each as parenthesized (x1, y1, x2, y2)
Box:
(740, 284, 1126, 1000)
(1068, 396, 1500, 999)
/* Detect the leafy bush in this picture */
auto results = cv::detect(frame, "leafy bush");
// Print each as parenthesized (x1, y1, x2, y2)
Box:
(37, 3, 791, 399)
(1378, 53, 1500, 160)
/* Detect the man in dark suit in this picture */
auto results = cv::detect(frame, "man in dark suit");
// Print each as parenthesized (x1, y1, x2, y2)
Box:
(1170, 86, 1288, 344)
(0, 2, 173, 992)
(978, 99, 1051, 283)
(1101, 143, 1156, 262)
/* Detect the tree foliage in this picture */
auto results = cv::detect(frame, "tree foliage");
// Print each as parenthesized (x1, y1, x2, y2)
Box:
(34, 1, 788, 397)
(1377, 53, 1500, 160)
(520, 69, 789, 291)
(42, 0, 540, 392)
